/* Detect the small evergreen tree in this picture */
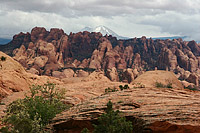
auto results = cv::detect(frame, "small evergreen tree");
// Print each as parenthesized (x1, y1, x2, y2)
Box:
(0, 82, 68, 133)
(0, 56, 6, 61)
(81, 128, 90, 133)
(93, 101, 133, 133)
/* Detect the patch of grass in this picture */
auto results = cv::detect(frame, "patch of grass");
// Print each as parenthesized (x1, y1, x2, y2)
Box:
(166, 83, 173, 88)
(0, 102, 5, 105)
(133, 83, 145, 88)
(155, 82, 165, 88)
(155, 82, 173, 88)
(105, 87, 118, 93)
(117, 100, 123, 104)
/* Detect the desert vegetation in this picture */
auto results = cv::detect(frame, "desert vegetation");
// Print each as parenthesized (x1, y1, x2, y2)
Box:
(105, 87, 118, 93)
(82, 101, 147, 133)
(81, 101, 133, 133)
(0, 56, 6, 61)
(93, 101, 133, 133)
(0, 56, 6, 69)
(0, 82, 69, 133)
(155, 81, 173, 88)
(132, 82, 145, 88)
(105, 85, 130, 93)
(119, 84, 129, 91)
(184, 86, 199, 91)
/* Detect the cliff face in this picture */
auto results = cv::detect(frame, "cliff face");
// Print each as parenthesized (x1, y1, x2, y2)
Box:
(1, 27, 200, 86)
(0, 51, 61, 101)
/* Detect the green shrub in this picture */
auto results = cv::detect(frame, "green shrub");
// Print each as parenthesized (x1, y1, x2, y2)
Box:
(105, 87, 118, 93)
(119, 84, 130, 91)
(93, 101, 133, 133)
(0, 82, 68, 133)
(81, 128, 90, 133)
(155, 82, 165, 88)
(155, 82, 173, 88)
(166, 83, 173, 88)
(105, 85, 130, 93)
(119, 85, 123, 91)
(0, 56, 6, 61)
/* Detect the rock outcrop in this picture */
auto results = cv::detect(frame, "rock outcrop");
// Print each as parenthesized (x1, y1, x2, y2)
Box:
(1, 27, 200, 87)
(106, 67, 119, 82)
(1, 50, 200, 132)
(131, 70, 184, 89)
(0, 51, 61, 101)
(51, 71, 200, 133)
(122, 68, 136, 83)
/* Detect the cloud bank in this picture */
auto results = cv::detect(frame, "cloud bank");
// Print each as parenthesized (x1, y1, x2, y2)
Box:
(0, 0, 200, 41)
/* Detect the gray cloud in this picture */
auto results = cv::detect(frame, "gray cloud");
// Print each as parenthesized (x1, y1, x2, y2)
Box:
(0, 0, 199, 41)
(1, 0, 199, 16)
(139, 11, 200, 41)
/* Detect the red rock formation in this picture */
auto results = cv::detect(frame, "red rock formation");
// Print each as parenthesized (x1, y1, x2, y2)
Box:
(187, 40, 200, 56)
(45, 28, 64, 42)
(106, 67, 119, 82)
(186, 73, 199, 86)
(158, 48, 177, 71)
(31, 27, 48, 42)
(2, 27, 200, 86)
(149, 121, 200, 133)
(122, 68, 135, 83)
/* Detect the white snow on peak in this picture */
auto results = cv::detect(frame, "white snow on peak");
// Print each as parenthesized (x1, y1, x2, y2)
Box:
(81, 25, 129, 39)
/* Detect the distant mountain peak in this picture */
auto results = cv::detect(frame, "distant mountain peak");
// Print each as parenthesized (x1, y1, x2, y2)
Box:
(81, 25, 128, 39)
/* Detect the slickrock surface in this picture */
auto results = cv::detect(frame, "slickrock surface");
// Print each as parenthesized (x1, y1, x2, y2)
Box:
(131, 70, 184, 89)
(1, 51, 200, 132)
(0, 51, 62, 101)
(52, 71, 200, 132)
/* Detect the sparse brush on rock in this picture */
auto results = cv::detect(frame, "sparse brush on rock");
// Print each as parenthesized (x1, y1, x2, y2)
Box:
(105, 85, 130, 93)
(119, 84, 129, 91)
(155, 81, 173, 88)
(0, 56, 6, 61)
(81, 128, 90, 133)
(0, 82, 69, 133)
(105, 87, 118, 93)
(132, 83, 145, 88)
(93, 101, 133, 133)
(184, 85, 199, 91)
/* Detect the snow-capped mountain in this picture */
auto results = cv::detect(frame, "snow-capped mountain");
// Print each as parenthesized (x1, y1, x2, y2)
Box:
(81, 26, 128, 39)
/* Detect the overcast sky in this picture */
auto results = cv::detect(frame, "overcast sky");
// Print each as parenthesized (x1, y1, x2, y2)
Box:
(0, 0, 200, 41)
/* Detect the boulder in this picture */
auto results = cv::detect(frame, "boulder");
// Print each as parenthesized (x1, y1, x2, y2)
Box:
(76, 70, 89, 77)
(27, 68, 39, 75)
(106, 67, 119, 82)
(63, 69, 75, 78)
(52, 71, 64, 79)
(122, 68, 135, 83)
(186, 73, 199, 86)
(181, 80, 196, 88)
(33, 56, 48, 68)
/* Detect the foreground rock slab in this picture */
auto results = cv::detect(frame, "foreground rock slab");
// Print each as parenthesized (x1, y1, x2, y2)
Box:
(51, 71, 200, 132)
